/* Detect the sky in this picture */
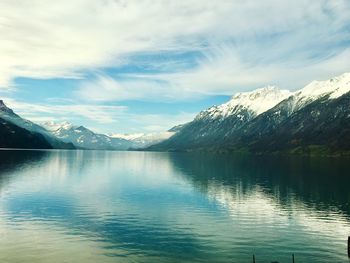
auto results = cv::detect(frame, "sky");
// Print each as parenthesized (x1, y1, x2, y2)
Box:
(0, 0, 349, 134)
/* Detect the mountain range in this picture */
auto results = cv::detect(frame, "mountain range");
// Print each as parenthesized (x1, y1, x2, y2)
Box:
(108, 131, 174, 149)
(0, 100, 74, 149)
(1, 72, 350, 156)
(148, 72, 350, 156)
(41, 121, 175, 150)
(41, 121, 131, 150)
(0, 101, 174, 150)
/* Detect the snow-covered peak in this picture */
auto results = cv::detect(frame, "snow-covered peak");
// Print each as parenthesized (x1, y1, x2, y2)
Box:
(289, 72, 350, 112)
(296, 72, 350, 99)
(42, 121, 74, 132)
(110, 131, 175, 142)
(134, 132, 174, 141)
(228, 86, 292, 115)
(110, 131, 174, 148)
(109, 133, 145, 140)
(196, 86, 292, 120)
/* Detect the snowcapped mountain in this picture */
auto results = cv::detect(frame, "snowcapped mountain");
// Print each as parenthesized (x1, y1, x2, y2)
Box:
(296, 72, 350, 100)
(42, 121, 131, 150)
(0, 100, 46, 133)
(0, 115, 52, 149)
(42, 121, 73, 132)
(42, 121, 176, 150)
(109, 133, 145, 141)
(148, 86, 292, 150)
(0, 100, 74, 149)
(192, 72, 350, 126)
(2, 71, 349, 155)
(285, 72, 350, 113)
(148, 72, 350, 155)
(110, 131, 175, 149)
(195, 86, 292, 121)
(239, 72, 350, 136)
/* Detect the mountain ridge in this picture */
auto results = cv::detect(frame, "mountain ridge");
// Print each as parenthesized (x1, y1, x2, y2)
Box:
(147, 72, 350, 156)
(0, 102, 75, 149)
(42, 121, 131, 150)
(42, 121, 176, 150)
(2, 72, 350, 155)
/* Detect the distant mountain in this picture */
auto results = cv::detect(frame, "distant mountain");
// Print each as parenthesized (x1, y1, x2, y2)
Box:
(42, 120, 178, 150)
(0, 101, 52, 149)
(0, 101, 75, 149)
(148, 72, 350, 156)
(109, 131, 175, 149)
(42, 121, 131, 150)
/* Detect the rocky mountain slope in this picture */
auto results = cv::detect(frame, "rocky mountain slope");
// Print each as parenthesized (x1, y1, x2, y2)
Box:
(0, 101, 53, 149)
(0, 101, 75, 149)
(148, 86, 292, 150)
(0, 116, 53, 149)
(43, 121, 177, 150)
(42, 121, 131, 150)
(148, 72, 350, 156)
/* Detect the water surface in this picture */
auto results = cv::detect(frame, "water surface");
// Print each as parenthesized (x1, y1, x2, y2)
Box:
(0, 150, 349, 262)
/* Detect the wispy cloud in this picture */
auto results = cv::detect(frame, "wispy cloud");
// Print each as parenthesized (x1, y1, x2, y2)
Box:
(76, 47, 350, 102)
(1, 0, 349, 94)
(1, 0, 350, 133)
(3, 98, 195, 133)
(3, 98, 127, 124)
(76, 74, 193, 102)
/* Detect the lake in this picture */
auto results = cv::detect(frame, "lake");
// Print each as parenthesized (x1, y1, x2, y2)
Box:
(0, 150, 349, 262)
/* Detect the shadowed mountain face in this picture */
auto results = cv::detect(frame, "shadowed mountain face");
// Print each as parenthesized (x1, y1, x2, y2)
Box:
(0, 117, 53, 149)
(0, 100, 75, 149)
(230, 93, 350, 155)
(0, 150, 48, 187)
(148, 73, 350, 156)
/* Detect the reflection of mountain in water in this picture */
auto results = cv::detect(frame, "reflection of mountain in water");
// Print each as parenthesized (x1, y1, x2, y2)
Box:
(0, 150, 48, 189)
(0, 151, 349, 262)
(0, 151, 212, 261)
(168, 153, 350, 217)
(0, 150, 47, 170)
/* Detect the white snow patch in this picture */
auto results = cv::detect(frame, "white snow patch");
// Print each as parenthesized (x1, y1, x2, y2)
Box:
(196, 86, 292, 120)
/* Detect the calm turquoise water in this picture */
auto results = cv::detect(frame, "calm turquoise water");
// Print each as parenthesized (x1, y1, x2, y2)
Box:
(0, 150, 349, 263)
